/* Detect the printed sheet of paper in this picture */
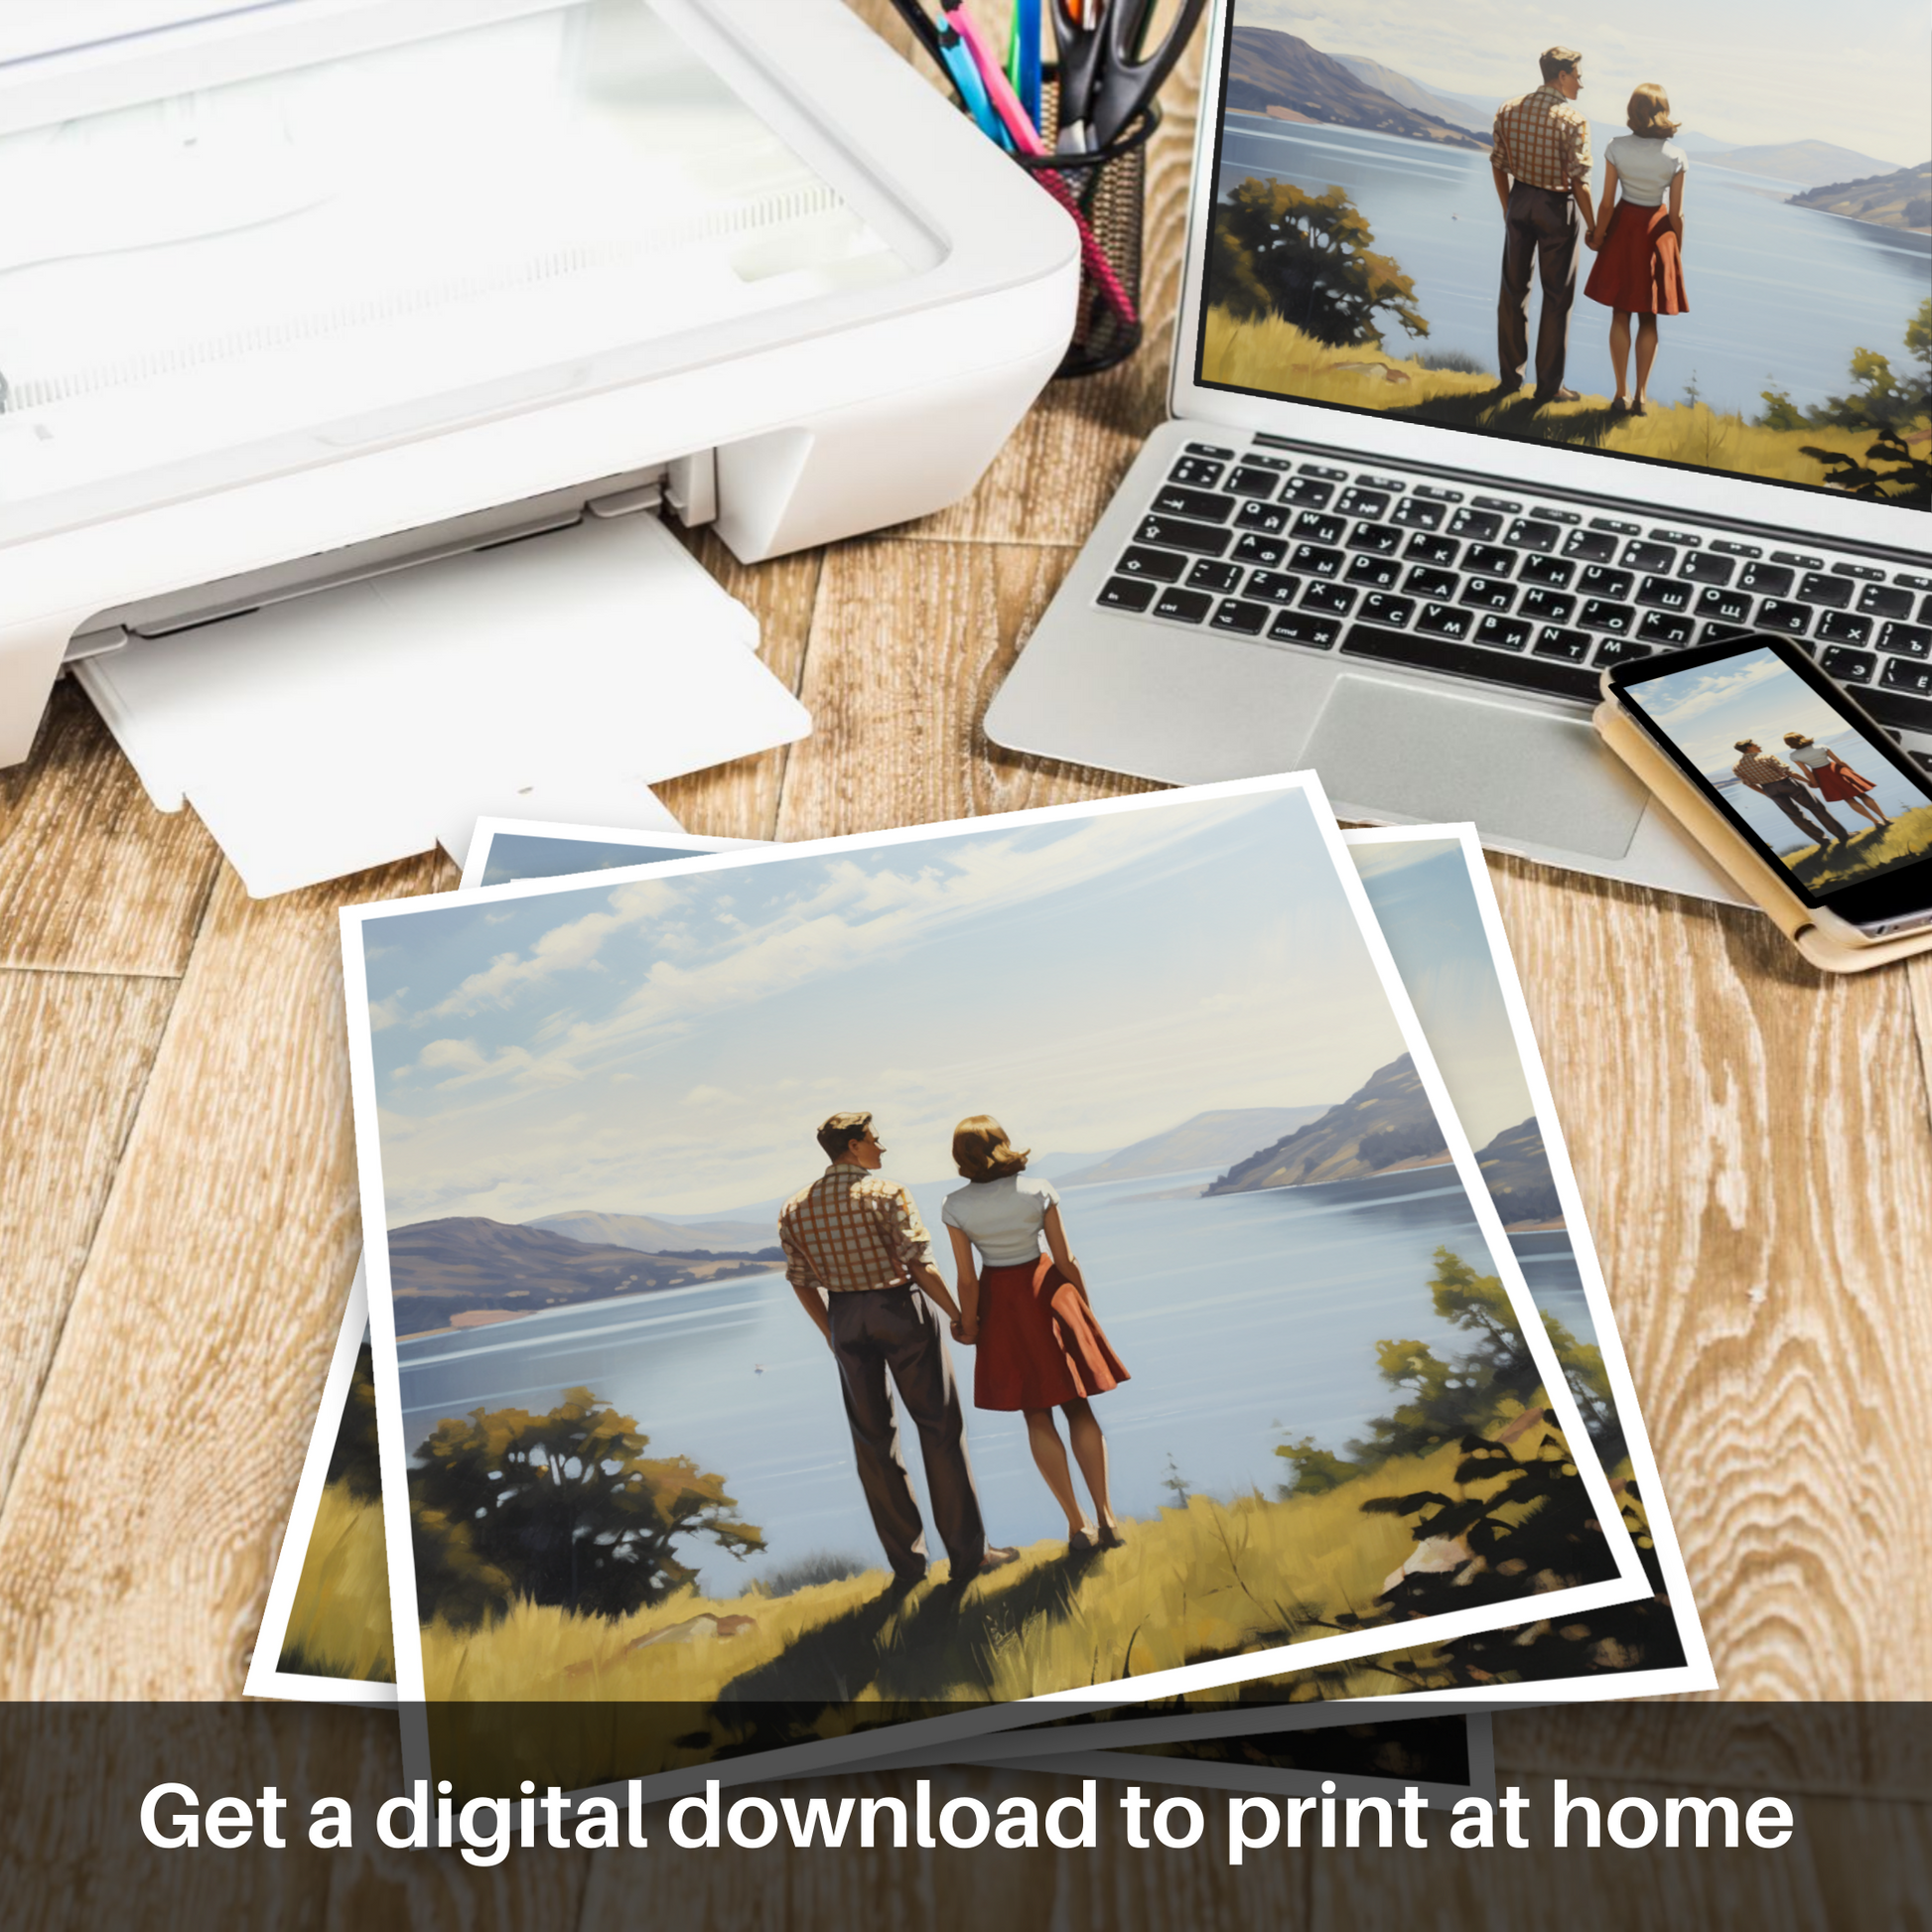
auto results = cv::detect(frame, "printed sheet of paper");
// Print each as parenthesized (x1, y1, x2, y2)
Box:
(339, 776, 1641, 1797)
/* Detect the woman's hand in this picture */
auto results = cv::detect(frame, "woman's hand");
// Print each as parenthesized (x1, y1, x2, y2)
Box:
(951, 1317, 979, 1346)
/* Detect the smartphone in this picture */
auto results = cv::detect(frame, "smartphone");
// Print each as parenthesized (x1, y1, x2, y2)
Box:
(1603, 632, 1932, 941)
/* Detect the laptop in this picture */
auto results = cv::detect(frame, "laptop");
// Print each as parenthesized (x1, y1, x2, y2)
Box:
(986, 0, 1930, 900)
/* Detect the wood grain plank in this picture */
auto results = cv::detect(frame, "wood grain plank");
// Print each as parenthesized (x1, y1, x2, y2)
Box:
(0, 681, 221, 977)
(774, 540, 1160, 841)
(0, 854, 450, 1698)
(0, 970, 178, 1507)
(1480, 852, 1932, 1700)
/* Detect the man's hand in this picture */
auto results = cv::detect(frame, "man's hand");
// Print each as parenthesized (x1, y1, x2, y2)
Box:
(951, 1317, 979, 1346)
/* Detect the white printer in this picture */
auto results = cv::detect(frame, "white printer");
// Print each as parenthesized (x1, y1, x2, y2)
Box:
(0, 0, 1077, 890)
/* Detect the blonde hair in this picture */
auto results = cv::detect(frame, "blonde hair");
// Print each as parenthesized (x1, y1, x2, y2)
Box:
(952, 1115, 1030, 1182)
(1626, 82, 1679, 138)
(1783, 733, 1814, 748)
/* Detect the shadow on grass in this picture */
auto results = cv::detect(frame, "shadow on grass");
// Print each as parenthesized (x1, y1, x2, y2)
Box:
(1379, 388, 1623, 451)
(1786, 802, 1932, 892)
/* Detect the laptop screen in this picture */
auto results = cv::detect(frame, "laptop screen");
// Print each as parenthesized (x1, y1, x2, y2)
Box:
(1192, 2, 1930, 508)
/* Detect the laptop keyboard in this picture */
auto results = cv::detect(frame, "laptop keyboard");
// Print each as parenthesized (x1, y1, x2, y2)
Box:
(1097, 440, 1932, 744)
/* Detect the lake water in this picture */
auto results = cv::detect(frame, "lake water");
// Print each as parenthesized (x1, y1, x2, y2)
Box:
(399, 1164, 1534, 1595)
(1216, 117, 1928, 416)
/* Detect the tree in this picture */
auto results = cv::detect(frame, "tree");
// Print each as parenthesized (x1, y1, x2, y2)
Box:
(324, 1341, 381, 1503)
(1208, 178, 1428, 347)
(409, 1387, 762, 1627)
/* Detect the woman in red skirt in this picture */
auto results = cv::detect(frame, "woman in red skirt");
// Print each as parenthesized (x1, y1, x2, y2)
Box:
(1783, 731, 1892, 833)
(943, 1115, 1129, 1552)
(1584, 83, 1690, 417)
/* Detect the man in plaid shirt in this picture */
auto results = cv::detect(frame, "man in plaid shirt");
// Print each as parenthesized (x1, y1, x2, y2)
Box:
(780, 1111, 1018, 1587)
(1491, 48, 1598, 405)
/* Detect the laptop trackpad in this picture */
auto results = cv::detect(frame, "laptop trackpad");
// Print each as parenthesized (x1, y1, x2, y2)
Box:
(1304, 674, 1649, 859)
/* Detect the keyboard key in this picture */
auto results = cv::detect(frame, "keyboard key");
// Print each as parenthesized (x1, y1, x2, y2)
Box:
(1404, 532, 1460, 567)
(1533, 625, 1592, 661)
(1184, 441, 1235, 458)
(1696, 585, 1753, 624)
(1097, 576, 1156, 612)
(1268, 611, 1341, 649)
(1235, 499, 1293, 535)
(1772, 549, 1824, 569)
(1860, 686, 1932, 734)
(1898, 573, 1932, 593)
(1116, 546, 1189, 582)
(1225, 465, 1283, 498)
(1392, 497, 1446, 530)
(1289, 543, 1345, 578)
(1880, 656, 1932, 697)
(1624, 540, 1677, 573)
(1186, 559, 1246, 594)
(1449, 507, 1503, 540)
(1233, 532, 1288, 568)
(1563, 529, 1620, 563)
(1414, 484, 1462, 502)
(1169, 457, 1226, 487)
(1472, 495, 1521, 514)
(1520, 589, 1577, 624)
(1335, 486, 1391, 519)
(1636, 575, 1693, 612)
(1712, 540, 1762, 558)
(1293, 511, 1347, 545)
(1298, 463, 1349, 481)
(1920, 595, 1932, 623)
(1342, 622, 1598, 697)
(1347, 521, 1404, 555)
(1737, 562, 1794, 597)
(1464, 542, 1516, 577)
(1637, 611, 1695, 645)
(1154, 484, 1236, 520)
(1360, 594, 1418, 628)
(1579, 565, 1635, 600)
(1460, 578, 1517, 612)
(1581, 599, 1636, 634)
(1244, 454, 1296, 471)
(1243, 570, 1302, 605)
(1355, 474, 1406, 491)
(1151, 586, 1214, 623)
(1137, 514, 1232, 557)
(1796, 572, 1853, 609)
(1879, 621, 1932, 659)
(1405, 567, 1459, 602)
(1679, 553, 1734, 586)
(1817, 611, 1871, 646)
(1281, 477, 1336, 507)
(1650, 528, 1701, 548)
(1591, 516, 1643, 536)
(1302, 582, 1358, 617)
(1211, 599, 1271, 635)
(1818, 645, 1874, 682)
(1519, 553, 1577, 588)
(1506, 518, 1562, 552)
(1345, 554, 1401, 589)
(1755, 598, 1810, 634)
(1831, 560, 1884, 581)
(1594, 637, 1654, 666)
(1417, 603, 1474, 638)
(1858, 584, 1915, 621)
(1475, 614, 1532, 651)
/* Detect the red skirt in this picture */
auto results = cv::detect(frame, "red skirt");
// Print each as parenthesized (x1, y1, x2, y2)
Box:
(1584, 201, 1688, 315)
(972, 1256, 1130, 1412)
(1811, 760, 1874, 801)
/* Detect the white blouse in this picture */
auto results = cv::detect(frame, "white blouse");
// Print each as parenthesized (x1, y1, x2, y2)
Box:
(941, 1174, 1060, 1268)
(1606, 134, 1687, 207)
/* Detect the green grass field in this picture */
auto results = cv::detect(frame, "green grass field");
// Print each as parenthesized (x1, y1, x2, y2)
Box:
(1786, 802, 1932, 891)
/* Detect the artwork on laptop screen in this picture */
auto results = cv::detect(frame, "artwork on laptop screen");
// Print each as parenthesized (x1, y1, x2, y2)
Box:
(1198, 0, 1931, 503)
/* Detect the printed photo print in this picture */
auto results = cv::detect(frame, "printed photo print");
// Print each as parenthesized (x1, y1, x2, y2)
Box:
(1624, 645, 1932, 891)
(1199, 0, 1931, 501)
(342, 782, 1640, 1794)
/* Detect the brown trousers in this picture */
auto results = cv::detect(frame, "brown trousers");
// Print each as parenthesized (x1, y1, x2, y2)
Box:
(826, 1286, 988, 1580)
(1498, 182, 1582, 395)
(1761, 779, 1849, 844)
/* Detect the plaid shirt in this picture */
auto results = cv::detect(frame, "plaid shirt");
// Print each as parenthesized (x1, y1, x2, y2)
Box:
(1733, 753, 1802, 788)
(1492, 86, 1590, 192)
(779, 1164, 933, 1295)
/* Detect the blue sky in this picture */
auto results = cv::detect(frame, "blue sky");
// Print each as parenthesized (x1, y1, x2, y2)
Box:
(1238, 0, 1929, 166)
(359, 788, 1418, 1226)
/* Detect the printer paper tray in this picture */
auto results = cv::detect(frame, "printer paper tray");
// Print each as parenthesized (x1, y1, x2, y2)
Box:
(75, 513, 808, 897)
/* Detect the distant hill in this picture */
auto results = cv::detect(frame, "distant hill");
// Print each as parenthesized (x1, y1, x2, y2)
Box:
(1228, 27, 1486, 151)
(386, 1217, 779, 1332)
(527, 1208, 780, 1254)
(1204, 1055, 1450, 1193)
(1332, 55, 1491, 136)
(1471, 1117, 1563, 1228)
(1057, 1108, 1335, 1186)
(1706, 141, 1906, 190)
(1788, 160, 1931, 231)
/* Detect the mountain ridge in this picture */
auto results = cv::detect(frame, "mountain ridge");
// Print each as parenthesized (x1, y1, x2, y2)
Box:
(1204, 1054, 1450, 1193)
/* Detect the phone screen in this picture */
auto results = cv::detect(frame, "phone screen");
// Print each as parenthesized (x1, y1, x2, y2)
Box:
(1612, 636, 1932, 921)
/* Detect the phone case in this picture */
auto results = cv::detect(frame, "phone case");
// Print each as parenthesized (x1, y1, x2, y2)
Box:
(1593, 699, 1932, 974)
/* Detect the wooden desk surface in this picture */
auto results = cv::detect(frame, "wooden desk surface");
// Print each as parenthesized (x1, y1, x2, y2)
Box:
(2, 8, 1927, 1924)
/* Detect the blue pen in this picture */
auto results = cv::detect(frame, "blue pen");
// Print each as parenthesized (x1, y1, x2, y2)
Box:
(936, 19, 1011, 148)
(1013, 0, 1042, 131)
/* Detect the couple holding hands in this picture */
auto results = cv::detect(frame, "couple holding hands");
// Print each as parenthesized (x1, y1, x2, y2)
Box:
(777, 1110, 1130, 1587)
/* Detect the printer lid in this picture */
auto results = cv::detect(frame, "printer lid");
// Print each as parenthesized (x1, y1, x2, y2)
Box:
(0, 0, 944, 548)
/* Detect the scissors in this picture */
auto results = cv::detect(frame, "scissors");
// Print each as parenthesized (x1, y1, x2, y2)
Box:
(1050, 0, 1208, 151)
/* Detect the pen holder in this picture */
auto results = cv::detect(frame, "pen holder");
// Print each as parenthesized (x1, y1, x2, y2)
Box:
(1015, 92, 1160, 379)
